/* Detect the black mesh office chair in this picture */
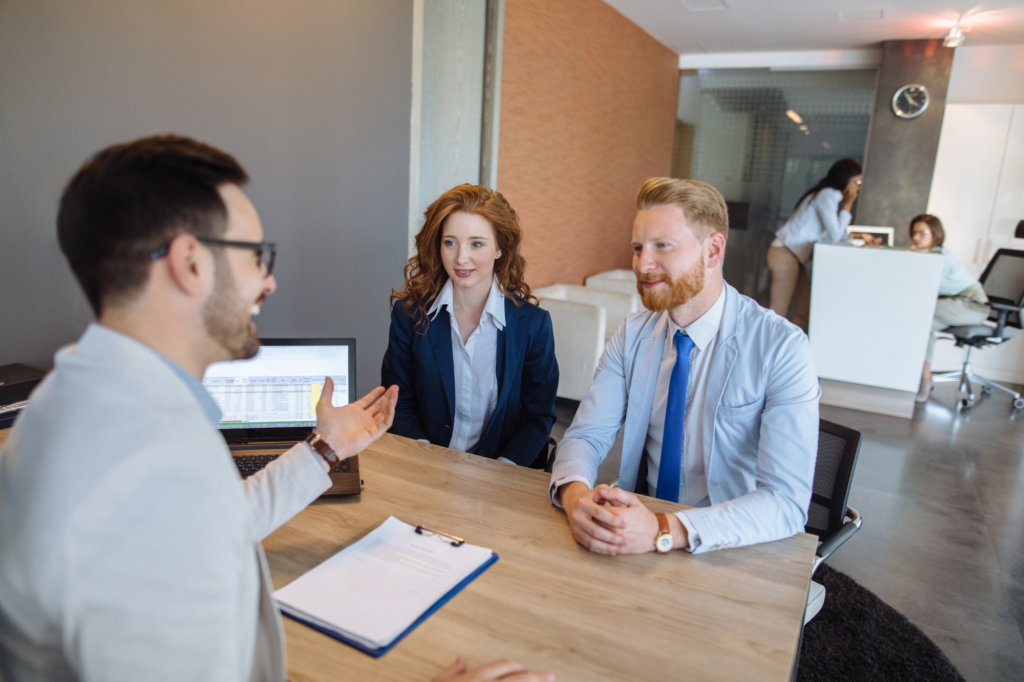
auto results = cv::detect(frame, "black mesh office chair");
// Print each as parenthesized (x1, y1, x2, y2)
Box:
(932, 248, 1024, 411)
(531, 436, 559, 472)
(806, 419, 862, 576)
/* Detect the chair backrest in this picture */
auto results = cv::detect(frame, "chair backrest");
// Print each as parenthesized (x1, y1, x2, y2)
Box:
(980, 249, 1024, 329)
(805, 419, 862, 541)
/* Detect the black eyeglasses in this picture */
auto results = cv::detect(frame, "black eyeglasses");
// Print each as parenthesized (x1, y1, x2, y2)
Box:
(150, 237, 277, 276)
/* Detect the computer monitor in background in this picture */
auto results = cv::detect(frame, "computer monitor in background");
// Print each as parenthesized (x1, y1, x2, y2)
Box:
(202, 338, 356, 444)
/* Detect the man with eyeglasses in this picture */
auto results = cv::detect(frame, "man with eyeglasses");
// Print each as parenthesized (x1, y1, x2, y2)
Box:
(0, 136, 552, 682)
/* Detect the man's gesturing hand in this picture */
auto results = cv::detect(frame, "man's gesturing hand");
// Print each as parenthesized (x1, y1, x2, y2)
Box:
(314, 378, 398, 460)
(558, 482, 627, 556)
(431, 656, 554, 682)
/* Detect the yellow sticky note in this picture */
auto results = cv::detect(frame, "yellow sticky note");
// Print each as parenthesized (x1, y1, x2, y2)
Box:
(311, 382, 322, 415)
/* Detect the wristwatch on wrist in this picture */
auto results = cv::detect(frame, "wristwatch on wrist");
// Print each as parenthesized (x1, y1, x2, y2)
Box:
(306, 431, 340, 468)
(655, 513, 674, 554)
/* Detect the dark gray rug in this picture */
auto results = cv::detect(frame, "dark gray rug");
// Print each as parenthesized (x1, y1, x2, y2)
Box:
(797, 565, 965, 682)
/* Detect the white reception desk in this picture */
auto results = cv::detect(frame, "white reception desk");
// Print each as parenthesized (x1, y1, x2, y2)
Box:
(809, 243, 944, 418)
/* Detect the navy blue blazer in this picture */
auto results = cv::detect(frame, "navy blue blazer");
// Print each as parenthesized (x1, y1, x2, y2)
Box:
(380, 295, 558, 467)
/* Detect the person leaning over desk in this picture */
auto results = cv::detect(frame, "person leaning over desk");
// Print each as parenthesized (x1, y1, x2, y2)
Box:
(550, 177, 819, 557)
(910, 213, 989, 404)
(766, 158, 863, 331)
(0, 136, 552, 682)
(381, 184, 558, 467)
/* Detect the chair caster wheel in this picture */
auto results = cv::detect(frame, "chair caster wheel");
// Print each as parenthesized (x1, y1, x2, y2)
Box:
(983, 386, 994, 394)
(959, 399, 974, 410)
(1014, 398, 1024, 409)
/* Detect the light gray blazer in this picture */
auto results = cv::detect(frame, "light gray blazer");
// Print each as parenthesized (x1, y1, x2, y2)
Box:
(549, 283, 820, 553)
(0, 325, 331, 682)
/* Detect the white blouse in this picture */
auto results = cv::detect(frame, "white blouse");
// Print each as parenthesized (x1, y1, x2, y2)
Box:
(427, 277, 506, 455)
(773, 188, 851, 264)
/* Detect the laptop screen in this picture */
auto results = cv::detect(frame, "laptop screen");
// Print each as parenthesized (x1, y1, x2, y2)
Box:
(202, 339, 355, 436)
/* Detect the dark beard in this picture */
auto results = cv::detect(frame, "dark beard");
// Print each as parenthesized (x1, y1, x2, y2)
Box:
(636, 254, 706, 312)
(202, 255, 261, 360)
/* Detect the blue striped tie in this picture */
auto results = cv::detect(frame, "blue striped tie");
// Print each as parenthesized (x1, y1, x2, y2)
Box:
(656, 330, 695, 502)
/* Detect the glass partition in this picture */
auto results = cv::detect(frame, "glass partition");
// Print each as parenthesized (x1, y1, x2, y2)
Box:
(672, 68, 877, 304)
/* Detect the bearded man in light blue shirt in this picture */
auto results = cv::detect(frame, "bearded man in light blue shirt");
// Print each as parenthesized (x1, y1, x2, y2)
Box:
(551, 177, 819, 557)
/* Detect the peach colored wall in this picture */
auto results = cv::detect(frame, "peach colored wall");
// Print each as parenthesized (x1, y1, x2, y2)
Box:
(497, 0, 679, 288)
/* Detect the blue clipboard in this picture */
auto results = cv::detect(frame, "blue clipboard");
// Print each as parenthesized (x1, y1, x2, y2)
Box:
(280, 551, 499, 657)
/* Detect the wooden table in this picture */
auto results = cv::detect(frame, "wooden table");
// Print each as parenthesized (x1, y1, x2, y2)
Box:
(264, 433, 817, 682)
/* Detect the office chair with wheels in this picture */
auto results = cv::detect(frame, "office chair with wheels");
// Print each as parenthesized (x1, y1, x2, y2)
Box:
(802, 419, 863, 624)
(790, 419, 864, 681)
(931, 248, 1024, 411)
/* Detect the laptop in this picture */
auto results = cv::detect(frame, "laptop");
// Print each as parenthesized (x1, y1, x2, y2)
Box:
(202, 338, 361, 496)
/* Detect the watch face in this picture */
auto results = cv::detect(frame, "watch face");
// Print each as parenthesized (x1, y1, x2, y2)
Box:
(656, 534, 674, 553)
(892, 84, 929, 119)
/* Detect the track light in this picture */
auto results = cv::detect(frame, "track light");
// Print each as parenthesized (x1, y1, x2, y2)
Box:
(944, 18, 965, 47)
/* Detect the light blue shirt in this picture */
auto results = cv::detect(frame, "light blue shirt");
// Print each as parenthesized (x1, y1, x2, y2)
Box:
(937, 245, 981, 297)
(549, 284, 819, 554)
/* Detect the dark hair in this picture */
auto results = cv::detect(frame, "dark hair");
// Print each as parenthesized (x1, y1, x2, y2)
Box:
(795, 158, 863, 209)
(909, 213, 945, 248)
(57, 134, 248, 314)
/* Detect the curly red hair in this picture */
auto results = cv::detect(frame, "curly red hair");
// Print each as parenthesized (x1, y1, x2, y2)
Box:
(391, 184, 535, 334)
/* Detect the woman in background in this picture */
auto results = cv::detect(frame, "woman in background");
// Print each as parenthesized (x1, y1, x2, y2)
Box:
(766, 158, 863, 331)
(381, 184, 558, 467)
(909, 214, 989, 403)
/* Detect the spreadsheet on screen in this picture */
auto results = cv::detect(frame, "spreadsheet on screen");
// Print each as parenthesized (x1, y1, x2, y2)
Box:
(203, 345, 349, 429)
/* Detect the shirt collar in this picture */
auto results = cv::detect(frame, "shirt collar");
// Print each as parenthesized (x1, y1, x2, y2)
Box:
(427, 276, 507, 330)
(666, 287, 726, 352)
(157, 354, 224, 427)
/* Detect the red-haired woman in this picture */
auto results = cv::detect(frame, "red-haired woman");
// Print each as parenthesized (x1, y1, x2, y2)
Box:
(381, 184, 558, 466)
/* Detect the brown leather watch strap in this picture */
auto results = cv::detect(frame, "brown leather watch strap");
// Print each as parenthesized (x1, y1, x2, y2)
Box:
(306, 432, 340, 468)
(656, 513, 671, 537)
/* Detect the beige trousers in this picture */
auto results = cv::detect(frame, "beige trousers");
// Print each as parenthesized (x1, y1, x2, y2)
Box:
(927, 283, 989, 363)
(767, 245, 811, 332)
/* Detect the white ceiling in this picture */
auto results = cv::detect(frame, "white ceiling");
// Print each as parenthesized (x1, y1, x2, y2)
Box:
(603, 0, 1024, 54)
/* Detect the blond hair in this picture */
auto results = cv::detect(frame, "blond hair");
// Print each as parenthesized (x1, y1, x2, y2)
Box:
(636, 177, 729, 242)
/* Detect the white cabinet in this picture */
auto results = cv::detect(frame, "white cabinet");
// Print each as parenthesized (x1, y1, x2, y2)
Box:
(926, 104, 1024, 383)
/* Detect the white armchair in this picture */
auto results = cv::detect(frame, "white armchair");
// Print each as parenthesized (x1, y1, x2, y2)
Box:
(534, 284, 639, 401)
(584, 269, 643, 301)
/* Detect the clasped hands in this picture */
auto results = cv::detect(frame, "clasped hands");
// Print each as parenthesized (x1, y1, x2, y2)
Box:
(559, 481, 687, 556)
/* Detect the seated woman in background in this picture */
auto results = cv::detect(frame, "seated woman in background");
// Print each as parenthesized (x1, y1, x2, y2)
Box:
(381, 184, 558, 466)
(766, 158, 863, 331)
(910, 214, 989, 404)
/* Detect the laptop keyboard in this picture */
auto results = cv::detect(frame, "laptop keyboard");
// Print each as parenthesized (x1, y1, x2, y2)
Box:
(233, 454, 280, 479)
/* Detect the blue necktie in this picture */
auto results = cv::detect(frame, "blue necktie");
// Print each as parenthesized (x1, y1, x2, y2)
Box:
(656, 330, 695, 503)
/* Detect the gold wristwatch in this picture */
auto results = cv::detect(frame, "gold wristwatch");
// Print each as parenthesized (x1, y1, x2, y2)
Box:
(655, 513, 674, 553)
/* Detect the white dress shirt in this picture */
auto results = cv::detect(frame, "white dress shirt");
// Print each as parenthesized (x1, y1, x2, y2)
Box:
(427, 276, 505, 457)
(772, 188, 851, 264)
(553, 289, 726, 552)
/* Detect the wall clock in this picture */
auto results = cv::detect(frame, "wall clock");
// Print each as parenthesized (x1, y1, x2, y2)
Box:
(892, 84, 929, 119)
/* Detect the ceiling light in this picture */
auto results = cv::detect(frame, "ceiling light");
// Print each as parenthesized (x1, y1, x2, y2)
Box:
(786, 110, 803, 124)
(799, 124, 808, 131)
(823, 141, 832, 150)
(944, 17, 966, 47)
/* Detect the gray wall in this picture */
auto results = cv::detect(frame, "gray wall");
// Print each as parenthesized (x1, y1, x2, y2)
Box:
(0, 0, 412, 397)
(857, 40, 954, 247)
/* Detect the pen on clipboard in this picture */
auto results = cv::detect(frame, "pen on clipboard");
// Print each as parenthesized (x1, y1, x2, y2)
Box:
(415, 525, 465, 547)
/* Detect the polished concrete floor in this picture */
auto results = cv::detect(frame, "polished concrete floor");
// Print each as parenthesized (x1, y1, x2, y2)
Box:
(552, 379, 1024, 681)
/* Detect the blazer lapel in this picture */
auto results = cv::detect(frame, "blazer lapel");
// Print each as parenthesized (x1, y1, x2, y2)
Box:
(428, 309, 456, 420)
(618, 312, 669, 493)
(703, 285, 741, 477)
(494, 299, 526, 411)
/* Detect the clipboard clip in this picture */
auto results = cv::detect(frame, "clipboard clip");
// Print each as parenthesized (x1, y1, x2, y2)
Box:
(415, 525, 465, 547)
